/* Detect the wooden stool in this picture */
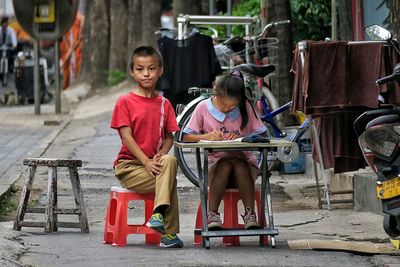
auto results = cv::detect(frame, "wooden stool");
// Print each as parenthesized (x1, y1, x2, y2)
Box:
(13, 158, 89, 233)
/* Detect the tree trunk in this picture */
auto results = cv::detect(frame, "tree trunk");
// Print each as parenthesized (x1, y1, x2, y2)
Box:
(266, 0, 293, 119)
(173, 0, 202, 23)
(141, 0, 162, 46)
(127, 0, 143, 51)
(389, 0, 400, 41)
(337, 0, 353, 41)
(109, 0, 129, 71)
(80, 0, 110, 87)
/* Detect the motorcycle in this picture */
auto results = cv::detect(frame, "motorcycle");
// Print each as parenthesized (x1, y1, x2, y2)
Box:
(354, 24, 400, 238)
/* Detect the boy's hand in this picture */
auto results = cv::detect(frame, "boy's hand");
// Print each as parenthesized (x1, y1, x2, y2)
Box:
(206, 130, 225, 141)
(144, 159, 163, 177)
(153, 153, 164, 162)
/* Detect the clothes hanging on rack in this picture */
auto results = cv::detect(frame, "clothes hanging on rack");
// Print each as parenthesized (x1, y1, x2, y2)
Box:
(291, 40, 400, 173)
(157, 32, 222, 109)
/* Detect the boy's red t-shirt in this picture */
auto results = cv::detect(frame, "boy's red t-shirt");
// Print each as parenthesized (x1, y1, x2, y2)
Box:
(111, 92, 179, 166)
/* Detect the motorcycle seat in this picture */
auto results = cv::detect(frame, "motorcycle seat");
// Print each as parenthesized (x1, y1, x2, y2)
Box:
(366, 114, 400, 130)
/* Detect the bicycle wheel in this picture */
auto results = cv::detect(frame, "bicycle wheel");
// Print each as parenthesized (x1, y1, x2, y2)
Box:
(174, 103, 202, 187)
(258, 85, 285, 171)
(1, 59, 7, 87)
(2, 72, 7, 86)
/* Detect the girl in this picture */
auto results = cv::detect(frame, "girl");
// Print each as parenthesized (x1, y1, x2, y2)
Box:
(182, 70, 268, 230)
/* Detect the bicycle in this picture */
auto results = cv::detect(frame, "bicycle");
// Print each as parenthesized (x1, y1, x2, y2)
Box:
(174, 20, 311, 187)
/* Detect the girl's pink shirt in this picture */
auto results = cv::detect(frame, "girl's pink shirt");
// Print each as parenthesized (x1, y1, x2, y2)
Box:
(184, 98, 267, 168)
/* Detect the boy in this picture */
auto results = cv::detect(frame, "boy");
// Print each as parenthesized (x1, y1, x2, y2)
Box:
(111, 46, 183, 248)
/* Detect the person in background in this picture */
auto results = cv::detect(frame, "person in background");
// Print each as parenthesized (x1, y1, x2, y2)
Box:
(0, 17, 17, 71)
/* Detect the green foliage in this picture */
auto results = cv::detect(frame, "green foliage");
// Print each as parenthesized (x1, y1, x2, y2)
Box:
(107, 70, 127, 86)
(290, 0, 331, 42)
(0, 189, 18, 216)
(203, 0, 331, 43)
(231, 0, 260, 37)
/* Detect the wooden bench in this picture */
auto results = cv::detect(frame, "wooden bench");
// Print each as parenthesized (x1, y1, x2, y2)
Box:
(13, 158, 89, 233)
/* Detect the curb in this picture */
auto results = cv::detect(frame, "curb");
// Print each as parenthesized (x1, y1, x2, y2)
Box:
(0, 117, 73, 201)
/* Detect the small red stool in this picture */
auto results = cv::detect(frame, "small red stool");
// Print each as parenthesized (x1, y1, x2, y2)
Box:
(103, 186, 160, 246)
(194, 187, 268, 246)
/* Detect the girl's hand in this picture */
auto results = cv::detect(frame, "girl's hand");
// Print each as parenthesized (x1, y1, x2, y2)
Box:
(144, 159, 163, 177)
(224, 133, 239, 140)
(206, 130, 225, 141)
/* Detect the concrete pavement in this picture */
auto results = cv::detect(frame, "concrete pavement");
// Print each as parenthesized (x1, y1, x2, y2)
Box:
(0, 81, 400, 266)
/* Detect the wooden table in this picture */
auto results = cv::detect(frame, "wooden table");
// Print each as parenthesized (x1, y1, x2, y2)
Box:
(175, 139, 293, 249)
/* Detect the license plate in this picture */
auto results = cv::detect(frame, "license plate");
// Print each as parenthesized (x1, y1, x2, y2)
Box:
(377, 176, 400, 199)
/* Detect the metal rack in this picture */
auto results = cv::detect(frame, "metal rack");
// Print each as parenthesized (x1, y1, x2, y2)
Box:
(176, 14, 259, 40)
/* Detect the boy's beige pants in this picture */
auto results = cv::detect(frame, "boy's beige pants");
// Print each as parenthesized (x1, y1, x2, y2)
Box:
(114, 155, 179, 234)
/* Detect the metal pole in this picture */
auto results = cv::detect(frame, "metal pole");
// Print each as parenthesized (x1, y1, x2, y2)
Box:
(55, 39, 61, 114)
(331, 0, 337, 40)
(227, 0, 232, 36)
(209, 0, 214, 15)
(355, 0, 360, 40)
(34, 39, 40, 115)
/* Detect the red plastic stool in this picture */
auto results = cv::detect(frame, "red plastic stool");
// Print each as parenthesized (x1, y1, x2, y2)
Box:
(194, 187, 268, 246)
(103, 186, 160, 246)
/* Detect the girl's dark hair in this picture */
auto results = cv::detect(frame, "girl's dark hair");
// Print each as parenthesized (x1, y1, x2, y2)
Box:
(129, 46, 163, 71)
(214, 70, 257, 129)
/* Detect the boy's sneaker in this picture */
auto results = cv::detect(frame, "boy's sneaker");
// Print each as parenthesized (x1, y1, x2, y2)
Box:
(242, 207, 260, 230)
(207, 210, 223, 229)
(160, 234, 184, 248)
(146, 213, 166, 234)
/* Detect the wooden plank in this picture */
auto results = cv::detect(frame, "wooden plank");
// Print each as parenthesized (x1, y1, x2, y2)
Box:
(13, 165, 36, 231)
(174, 139, 293, 149)
(57, 222, 82, 229)
(27, 207, 45, 213)
(55, 209, 80, 215)
(23, 158, 82, 167)
(20, 221, 45, 228)
(69, 166, 90, 233)
(288, 239, 400, 255)
(45, 166, 57, 233)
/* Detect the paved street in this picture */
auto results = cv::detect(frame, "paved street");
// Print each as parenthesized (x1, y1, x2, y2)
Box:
(1, 83, 400, 266)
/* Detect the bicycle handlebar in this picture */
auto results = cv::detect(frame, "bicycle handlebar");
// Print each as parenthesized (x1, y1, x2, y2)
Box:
(376, 63, 400, 86)
(256, 20, 290, 40)
(376, 74, 397, 86)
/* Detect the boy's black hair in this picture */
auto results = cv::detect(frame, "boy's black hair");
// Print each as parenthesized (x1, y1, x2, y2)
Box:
(214, 70, 257, 130)
(129, 46, 163, 71)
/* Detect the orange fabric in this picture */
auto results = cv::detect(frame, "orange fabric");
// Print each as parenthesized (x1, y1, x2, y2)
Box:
(9, 20, 32, 42)
(60, 12, 85, 89)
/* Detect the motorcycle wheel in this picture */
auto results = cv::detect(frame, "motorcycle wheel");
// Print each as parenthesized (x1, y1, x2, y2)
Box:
(383, 214, 400, 238)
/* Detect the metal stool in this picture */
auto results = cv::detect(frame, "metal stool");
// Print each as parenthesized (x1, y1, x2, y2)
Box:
(13, 158, 89, 233)
(194, 187, 267, 246)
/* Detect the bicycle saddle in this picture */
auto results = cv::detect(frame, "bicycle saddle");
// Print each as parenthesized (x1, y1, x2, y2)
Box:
(233, 64, 275, 78)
